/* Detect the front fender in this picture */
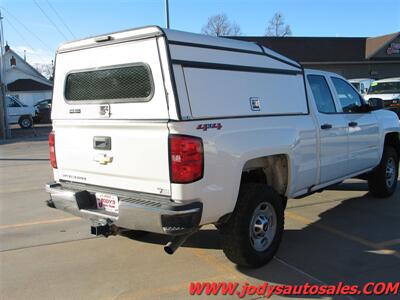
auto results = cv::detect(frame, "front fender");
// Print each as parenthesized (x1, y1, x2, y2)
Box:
(373, 110, 400, 158)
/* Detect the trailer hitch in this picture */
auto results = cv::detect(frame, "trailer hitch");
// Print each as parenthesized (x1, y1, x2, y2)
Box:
(90, 224, 119, 237)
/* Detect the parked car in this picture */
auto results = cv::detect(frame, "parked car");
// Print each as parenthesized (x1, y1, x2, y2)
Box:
(34, 99, 52, 124)
(348, 78, 375, 95)
(45, 26, 400, 268)
(6, 95, 35, 128)
(364, 77, 400, 118)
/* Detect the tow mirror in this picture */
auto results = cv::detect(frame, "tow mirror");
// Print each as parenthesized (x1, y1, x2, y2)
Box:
(368, 98, 384, 110)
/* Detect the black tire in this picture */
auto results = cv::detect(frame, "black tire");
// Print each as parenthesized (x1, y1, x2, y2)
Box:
(18, 116, 33, 129)
(219, 183, 284, 267)
(282, 197, 288, 210)
(368, 146, 398, 198)
(33, 115, 41, 124)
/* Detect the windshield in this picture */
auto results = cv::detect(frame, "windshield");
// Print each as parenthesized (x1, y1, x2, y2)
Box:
(368, 81, 400, 95)
(6, 95, 22, 107)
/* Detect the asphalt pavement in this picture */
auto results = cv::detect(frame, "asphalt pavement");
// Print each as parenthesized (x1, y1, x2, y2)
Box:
(0, 139, 399, 300)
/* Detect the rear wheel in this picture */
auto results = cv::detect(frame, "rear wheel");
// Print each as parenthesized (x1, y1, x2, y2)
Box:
(219, 183, 284, 267)
(368, 146, 398, 198)
(19, 116, 33, 129)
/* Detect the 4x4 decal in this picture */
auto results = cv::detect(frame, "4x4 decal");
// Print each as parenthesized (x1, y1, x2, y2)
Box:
(196, 123, 223, 131)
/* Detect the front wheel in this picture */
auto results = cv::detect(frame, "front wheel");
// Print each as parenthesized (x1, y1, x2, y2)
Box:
(19, 116, 33, 129)
(219, 184, 284, 267)
(368, 146, 398, 198)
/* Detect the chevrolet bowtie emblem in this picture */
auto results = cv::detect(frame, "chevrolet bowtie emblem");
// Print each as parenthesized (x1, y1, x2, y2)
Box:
(93, 154, 113, 165)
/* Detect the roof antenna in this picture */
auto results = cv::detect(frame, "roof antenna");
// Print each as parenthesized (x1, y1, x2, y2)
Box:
(24, 49, 26, 61)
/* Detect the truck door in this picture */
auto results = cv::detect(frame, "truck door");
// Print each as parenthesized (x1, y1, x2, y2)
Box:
(307, 74, 349, 184)
(330, 77, 380, 173)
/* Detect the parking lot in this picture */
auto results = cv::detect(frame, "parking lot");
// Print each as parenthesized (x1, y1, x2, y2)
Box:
(0, 138, 399, 300)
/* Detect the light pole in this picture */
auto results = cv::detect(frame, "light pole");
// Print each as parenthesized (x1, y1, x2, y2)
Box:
(165, 0, 170, 29)
(0, 9, 10, 139)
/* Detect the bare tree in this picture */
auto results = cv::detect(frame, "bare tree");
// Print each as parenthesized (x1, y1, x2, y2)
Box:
(33, 63, 54, 80)
(201, 13, 242, 36)
(231, 23, 242, 36)
(265, 12, 292, 37)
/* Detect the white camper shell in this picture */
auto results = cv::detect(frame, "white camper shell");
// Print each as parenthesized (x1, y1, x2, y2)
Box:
(53, 26, 305, 121)
(50, 26, 306, 197)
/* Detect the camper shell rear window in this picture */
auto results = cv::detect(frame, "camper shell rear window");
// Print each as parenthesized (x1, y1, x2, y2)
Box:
(64, 63, 154, 103)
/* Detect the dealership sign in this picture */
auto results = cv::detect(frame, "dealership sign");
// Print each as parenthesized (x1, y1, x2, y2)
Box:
(387, 43, 400, 55)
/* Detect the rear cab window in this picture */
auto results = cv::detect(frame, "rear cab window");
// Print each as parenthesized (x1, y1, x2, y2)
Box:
(65, 64, 154, 103)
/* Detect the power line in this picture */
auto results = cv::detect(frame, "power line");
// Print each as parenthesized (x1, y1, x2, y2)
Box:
(33, 0, 69, 40)
(4, 19, 36, 52)
(45, 0, 76, 39)
(4, 18, 52, 64)
(0, 6, 53, 50)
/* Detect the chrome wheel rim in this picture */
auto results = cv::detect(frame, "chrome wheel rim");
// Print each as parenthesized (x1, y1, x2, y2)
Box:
(249, 202, 277, 252)
(386, 157, 396, 188)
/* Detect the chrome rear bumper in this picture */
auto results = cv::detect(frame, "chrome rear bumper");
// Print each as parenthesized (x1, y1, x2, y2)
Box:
(45, 182, 202, 235)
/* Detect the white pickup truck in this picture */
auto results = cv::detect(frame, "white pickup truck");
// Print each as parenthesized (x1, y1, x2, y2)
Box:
(45, 27, 400, 267)
(364, 77, 400, 119)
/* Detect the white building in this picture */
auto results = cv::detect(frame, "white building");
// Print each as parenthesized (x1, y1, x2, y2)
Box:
(3, 44, 53, 107)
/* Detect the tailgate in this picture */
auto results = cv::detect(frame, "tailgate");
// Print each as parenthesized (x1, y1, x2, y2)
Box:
(54, 120, 170, 195)
(52, 34, 172, 195)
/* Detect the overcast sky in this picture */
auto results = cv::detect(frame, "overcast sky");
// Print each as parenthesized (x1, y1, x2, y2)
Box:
(1, 0, 399, 65)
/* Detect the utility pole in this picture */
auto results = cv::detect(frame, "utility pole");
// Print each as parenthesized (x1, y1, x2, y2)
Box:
(0, 9, 9, 140)
(165, 0, 170, 29)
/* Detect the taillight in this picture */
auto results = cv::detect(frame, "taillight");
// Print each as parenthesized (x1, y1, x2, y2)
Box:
(169, 135, 203, 183)
(49, 131, 57, 169)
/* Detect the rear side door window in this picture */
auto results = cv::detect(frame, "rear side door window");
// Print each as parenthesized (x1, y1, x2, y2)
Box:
(331, 77, 364, 113)
(307, 75, 337, 113)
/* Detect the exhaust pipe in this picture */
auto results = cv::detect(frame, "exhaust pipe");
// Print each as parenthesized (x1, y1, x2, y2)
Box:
(164, 233, 193, 255)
